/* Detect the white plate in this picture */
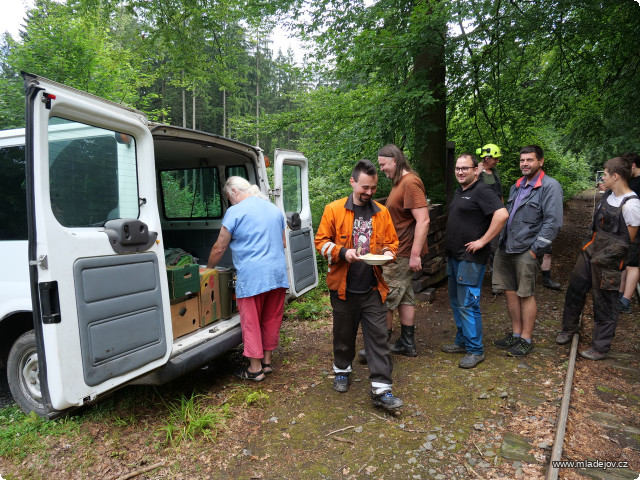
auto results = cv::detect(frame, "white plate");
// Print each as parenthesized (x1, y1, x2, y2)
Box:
(359, 254, 392, 266)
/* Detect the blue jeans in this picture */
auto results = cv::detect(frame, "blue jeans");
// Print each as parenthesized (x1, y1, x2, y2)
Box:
(447, 258, 486, 355)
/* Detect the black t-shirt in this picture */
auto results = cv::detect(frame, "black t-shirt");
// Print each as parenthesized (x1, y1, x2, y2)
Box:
(629, 175, 640, 197)
(346, 202, 376, 293)
(445, 180, 505, 264)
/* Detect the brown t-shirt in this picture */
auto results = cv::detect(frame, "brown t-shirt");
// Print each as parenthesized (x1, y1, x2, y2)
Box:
(385, 173, 428, 257)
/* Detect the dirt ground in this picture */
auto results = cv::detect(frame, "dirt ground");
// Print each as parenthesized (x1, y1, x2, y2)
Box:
(1, 189, 639, 480)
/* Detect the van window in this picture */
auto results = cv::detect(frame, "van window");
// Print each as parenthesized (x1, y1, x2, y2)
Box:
(226, 165, 248, 179)
(160, 167, 222, 219)
(48, 117, 139, 227)
(282, 164, 302, 213)
(0, 145, 27, 240)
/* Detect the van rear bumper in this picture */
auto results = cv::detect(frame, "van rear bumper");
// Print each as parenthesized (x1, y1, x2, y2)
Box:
(130, 326, 242, 385)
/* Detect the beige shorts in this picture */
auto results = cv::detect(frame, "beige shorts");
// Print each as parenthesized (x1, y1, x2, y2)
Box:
(492, 249, 541, 297)
(382, 256, 415, 310)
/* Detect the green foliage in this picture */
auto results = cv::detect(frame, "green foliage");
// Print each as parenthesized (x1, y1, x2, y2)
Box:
(244, 390, 270, 407)
(157, 393, 232, 445)
(160, 169, 222, 219)
(0, 0, 636, 209)
(285, 274, 331, 321)
(0, 406, 82, 459)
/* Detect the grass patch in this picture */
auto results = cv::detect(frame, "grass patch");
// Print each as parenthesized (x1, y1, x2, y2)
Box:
(0, 406, 83, 460)
(244, 390, 270, 407)
(157, 393, 232, 445)
(224, 386, 271, 408)
(285, 288, 331, 321)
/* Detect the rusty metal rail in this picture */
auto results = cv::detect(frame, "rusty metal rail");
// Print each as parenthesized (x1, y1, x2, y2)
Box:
(545, 332, 580, 480)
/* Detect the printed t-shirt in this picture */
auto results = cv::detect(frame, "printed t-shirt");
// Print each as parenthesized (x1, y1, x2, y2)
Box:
(346, 202, 376, 293)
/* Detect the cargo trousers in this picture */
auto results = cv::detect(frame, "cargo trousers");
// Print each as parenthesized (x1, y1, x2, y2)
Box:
(561, 250, 620, 354)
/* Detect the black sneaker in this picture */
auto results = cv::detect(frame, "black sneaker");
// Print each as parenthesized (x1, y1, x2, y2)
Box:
(441, 343, 466, 354)
(506, 338, 534, 357)
(371, 391, 403, 411)
(333, 374, 349, 393)
(493, 333, 518, 349)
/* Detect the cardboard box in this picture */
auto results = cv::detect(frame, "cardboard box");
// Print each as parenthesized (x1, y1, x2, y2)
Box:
(170, 295, 200, 339)
(166, 264, 199, 300)
(199, 267, 220, 327)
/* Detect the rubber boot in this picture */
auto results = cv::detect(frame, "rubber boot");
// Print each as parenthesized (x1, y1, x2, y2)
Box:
(541, 270, 561, 290)
(391, 325, 417, 357)
(358, 329, 392, 362)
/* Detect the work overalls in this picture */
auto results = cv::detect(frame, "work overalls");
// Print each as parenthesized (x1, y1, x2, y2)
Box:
(561, 190, 637, 353)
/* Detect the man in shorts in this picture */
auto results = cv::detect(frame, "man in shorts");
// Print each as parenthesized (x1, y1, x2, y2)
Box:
(492, 145, 563, 357)
(376, 144, 430, 356)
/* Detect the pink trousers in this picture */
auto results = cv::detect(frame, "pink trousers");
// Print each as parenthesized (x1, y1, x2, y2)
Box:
(237, 288, 286, 359)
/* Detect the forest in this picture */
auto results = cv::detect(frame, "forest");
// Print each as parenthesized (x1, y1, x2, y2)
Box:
(1, 0, 639, 224)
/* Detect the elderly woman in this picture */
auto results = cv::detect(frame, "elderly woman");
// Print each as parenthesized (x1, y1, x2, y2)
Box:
(207, 177, 289, 381)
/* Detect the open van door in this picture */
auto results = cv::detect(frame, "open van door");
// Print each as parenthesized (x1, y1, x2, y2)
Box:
(23, 74, 171, 414)
(273, 149, 319, 298)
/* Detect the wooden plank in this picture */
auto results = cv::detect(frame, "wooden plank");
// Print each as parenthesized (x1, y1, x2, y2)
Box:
(411, 267, 448, 291)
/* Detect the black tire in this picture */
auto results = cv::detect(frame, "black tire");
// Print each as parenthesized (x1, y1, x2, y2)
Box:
(7, 330, 61, 419)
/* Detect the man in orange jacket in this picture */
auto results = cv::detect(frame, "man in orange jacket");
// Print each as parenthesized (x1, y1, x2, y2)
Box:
(315, 159, 403, 412)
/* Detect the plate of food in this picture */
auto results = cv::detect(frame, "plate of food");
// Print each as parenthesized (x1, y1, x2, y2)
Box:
(359, 253, 393, 266)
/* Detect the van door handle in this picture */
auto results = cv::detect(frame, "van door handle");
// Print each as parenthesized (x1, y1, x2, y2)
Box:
(39, 281, 61, 324)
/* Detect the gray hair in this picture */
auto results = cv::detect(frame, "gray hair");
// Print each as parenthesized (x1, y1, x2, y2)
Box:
(224, 176, 268, 200)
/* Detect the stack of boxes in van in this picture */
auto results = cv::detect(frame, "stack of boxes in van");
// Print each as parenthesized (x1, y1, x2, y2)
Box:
(167, 264, 238, 339)
(199, 267, 220, 327)
(167, 264, 201, 339)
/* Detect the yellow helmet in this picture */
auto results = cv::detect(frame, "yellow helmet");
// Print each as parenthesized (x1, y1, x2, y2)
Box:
(475, 144, 501, 158)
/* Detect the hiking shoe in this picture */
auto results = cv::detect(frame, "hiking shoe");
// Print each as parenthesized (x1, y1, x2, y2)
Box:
(357, 348, 367, 363)
(542, 277, 561, 290)
(441, 343, 466, 354)
(579, 348, 609, 361)
(493, 333, 518, 349)
(506, 338, 534, 357)
(371, 391, 403, 411)
(458, 353, 485, 369)
(617, 300, 631, 314)
(333, 375, 349, 392)
(555, 331, 573, 345)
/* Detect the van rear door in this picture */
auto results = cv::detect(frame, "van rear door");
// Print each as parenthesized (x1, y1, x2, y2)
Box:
(24, 74, 171, 412)
(273, 149, 319, 297)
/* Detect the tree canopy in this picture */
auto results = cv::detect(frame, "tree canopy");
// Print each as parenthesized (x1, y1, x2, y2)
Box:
(1, 0, 638, 221)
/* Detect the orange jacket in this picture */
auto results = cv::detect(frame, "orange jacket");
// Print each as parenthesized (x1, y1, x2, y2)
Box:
(315, 195, 399, 301)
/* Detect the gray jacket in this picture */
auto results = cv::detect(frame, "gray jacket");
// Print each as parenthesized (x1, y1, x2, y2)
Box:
(498, 171, 563, 255)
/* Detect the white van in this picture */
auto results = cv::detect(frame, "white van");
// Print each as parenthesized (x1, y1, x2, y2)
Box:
(0, 73, 318, 418)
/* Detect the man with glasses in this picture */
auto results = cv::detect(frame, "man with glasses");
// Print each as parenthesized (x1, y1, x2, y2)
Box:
(492, 145, 563, 357)
(442, 154, 508, 368)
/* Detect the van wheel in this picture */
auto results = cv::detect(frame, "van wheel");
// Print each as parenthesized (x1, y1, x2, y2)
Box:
(7, 330, 59, 418)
